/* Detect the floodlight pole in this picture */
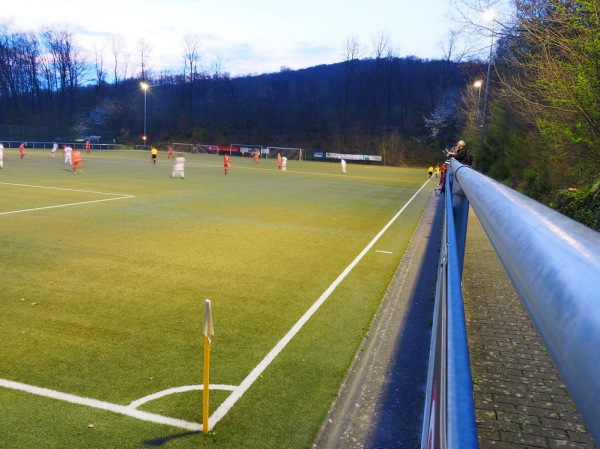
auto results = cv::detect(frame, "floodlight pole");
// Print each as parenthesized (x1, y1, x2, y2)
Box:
(473, 80, 483, 150)
(141, 82, 149, 149)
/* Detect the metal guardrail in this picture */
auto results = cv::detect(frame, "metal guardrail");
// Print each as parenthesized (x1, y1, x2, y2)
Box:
(0, 140, 121, 150)
(421, 164, 478, 449)
(448, 159, 600, 445)
(422, 160, 600, 448)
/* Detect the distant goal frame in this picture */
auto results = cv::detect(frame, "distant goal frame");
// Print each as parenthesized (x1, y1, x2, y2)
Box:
(265, 147, 304, 161)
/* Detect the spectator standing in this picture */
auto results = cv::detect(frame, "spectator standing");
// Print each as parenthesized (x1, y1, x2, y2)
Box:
(446, 140, 473, 166)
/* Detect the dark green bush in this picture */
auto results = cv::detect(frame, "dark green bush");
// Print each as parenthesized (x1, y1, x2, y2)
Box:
(550, 179, 600, 231)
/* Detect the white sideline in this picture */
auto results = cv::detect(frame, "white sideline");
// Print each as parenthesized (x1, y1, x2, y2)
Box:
(208, 179, 431, 429)
(0, 182, 134, 215)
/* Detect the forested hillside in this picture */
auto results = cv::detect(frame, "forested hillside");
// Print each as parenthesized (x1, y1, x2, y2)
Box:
(0, 24, 475, 166)
(3, 1, 600, 229)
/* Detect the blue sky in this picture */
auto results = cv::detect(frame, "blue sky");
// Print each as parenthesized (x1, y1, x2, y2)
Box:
(3, 0, 453, 77)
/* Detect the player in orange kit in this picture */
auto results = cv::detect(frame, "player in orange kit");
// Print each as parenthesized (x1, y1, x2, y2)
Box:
(19, 142, 26, 159)
(223, 154, 231, 174)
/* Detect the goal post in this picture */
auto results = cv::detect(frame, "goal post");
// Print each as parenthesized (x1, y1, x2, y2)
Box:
(265, 147, 303, 161)
(171, 142, 195, 154)
(196, 145, 230, 155)
(169, 143, 304, 160)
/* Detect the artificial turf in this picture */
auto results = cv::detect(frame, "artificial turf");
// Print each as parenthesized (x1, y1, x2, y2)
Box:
(1, 148, 433, 448)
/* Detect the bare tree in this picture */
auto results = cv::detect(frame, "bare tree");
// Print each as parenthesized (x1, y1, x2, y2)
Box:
(0, 24, 41, 133)
(40, 26, 89, 133)
(209, 55, 229, 79)
(137, 38, 152, 81)
(362, 32, 396, 132)
(182, 34, 201, 112)
(93, 42, 106, 85)
(182, 34, 201, 82)
(108, 34, 125, 86)
(341, 35, 364, 128)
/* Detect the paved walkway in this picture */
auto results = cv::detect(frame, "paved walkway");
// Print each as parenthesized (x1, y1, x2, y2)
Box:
(314, 192, 598, 449)
(462, 208, 597, 449)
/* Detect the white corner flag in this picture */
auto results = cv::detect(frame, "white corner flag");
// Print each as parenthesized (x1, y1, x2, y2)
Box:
(203, 299, 214, 341)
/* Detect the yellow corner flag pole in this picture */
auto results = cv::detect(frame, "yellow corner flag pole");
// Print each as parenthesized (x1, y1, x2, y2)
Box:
(202, 299, 214, 434)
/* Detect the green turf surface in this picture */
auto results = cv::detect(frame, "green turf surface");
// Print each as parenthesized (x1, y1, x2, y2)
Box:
(1, 149, 433, 448)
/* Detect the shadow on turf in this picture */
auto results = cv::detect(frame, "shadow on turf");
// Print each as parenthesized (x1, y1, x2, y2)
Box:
(142, 431, 202, 446)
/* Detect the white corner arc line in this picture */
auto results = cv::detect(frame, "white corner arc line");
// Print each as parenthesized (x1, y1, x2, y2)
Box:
(208, 180, 431, 429)
(376, 250, 394, 254)
(129, 384, 237, 409)
(0, 378, 201, 431)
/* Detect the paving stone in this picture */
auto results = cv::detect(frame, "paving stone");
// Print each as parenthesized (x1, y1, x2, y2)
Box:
(462, 210, 597, 449)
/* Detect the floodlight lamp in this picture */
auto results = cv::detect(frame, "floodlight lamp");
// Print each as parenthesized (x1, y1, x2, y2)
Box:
(483, 9, 496, 22)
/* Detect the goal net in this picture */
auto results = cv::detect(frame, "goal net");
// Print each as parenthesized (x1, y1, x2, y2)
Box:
(195, 145, 232, 155)
(171, 143, 196, 154)
(265, 147, 303, 161)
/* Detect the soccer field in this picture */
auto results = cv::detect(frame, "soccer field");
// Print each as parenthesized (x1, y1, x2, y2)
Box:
(1, 149, 433, 449)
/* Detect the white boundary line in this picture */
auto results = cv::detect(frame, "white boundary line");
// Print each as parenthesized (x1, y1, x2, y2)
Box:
(0, 377, 237, 431)
(0, 378, 202, 431)
(0, 181, 134, 215)
(208, 179, 431, 429)
(0, 181, 133, 197)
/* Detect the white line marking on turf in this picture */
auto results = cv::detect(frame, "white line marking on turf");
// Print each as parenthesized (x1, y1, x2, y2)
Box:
(376, 250, 393, 254)
(0, 181, 133, 197)
(0, 182, 134, 215)
(129, 384, 237, 409)
(208, 179, 431, 429)
(0, 378, 201, 431)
